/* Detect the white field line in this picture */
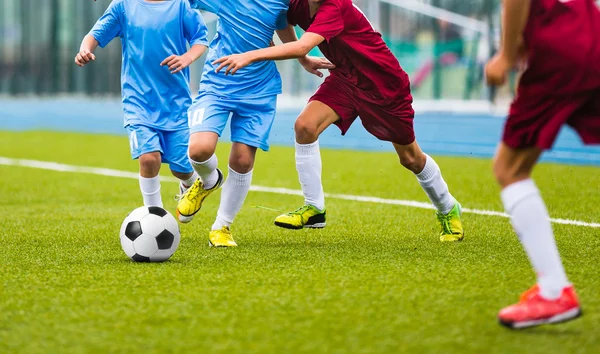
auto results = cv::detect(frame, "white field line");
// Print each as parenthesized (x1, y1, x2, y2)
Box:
(2, 156, 599, 229)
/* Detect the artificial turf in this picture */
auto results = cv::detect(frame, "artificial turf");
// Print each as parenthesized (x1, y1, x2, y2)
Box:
(1, 131, 599, 353)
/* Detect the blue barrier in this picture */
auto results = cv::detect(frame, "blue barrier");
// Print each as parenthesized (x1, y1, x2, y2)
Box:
(1, 98, 599, 165)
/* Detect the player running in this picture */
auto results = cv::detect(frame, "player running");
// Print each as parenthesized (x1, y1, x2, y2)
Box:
(213, 0, 464, 241)
(485, 0, 600, 329)
(176, 0, 298, 247)
(75, 0, 209, 208)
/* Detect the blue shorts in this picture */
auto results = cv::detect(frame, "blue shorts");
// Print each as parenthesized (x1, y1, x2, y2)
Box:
(126, 124, 192, 174)
(188, 92, 277, 151)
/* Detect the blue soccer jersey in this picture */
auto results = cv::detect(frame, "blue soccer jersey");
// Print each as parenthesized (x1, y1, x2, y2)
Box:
(89, 0, 209, 131)
(189, 0, 289, 98)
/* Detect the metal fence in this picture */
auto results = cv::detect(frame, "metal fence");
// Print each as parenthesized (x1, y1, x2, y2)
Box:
(0, 0, 499, 99)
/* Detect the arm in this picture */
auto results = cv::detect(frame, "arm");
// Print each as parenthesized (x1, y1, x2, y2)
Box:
(161, 44, 208, 74)
(213, 32, 327, 75)
(500, 0, 531, 64)
(74, 35, 99, 67)
(485, 0, 531, 86)
(76, 1, 122, 67)
(162, 4, 210, 74)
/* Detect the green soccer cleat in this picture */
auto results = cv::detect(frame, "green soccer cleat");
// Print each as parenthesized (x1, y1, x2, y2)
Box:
(274, 205, 326, 230)
(437, 202, 464, 242)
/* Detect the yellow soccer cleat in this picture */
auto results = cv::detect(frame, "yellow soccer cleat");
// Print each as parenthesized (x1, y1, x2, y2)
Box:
(437, 202, 464, 242)
(274, 205, 326, 230)
(176, 169, 223, 223)
(209, 226, 237, 247)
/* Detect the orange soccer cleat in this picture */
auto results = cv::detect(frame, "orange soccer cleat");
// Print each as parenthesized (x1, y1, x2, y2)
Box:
(498, 285, 582, 329)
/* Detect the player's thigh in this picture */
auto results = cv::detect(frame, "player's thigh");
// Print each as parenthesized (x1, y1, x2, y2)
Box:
(230, 95, 277, 152)
(568, 91, 600, 146)
(160, 128, 194, 174)
(126, 124, 163, 160)
(357, 94, 416, 145)
(306, 77, 358, 137)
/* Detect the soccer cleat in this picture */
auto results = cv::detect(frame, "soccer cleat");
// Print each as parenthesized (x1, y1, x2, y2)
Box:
(437, 202, 464, 242)
(498, 285, 582, 329)
(208, 226, 237, 247)
(274, 205, 326, 230)
(176, 169, 223, 223)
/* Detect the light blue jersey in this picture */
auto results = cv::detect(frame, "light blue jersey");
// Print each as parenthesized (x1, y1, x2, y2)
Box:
(90, 0, 209, 131)
(189, 0, 289, 98)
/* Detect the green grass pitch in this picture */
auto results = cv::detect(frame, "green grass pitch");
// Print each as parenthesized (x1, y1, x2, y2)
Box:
(1, 131, 599, 353)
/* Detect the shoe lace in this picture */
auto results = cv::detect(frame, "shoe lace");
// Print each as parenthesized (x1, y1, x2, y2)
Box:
(288, 205, 312, 215)
(437, 212, 453, 235)
(183, 181, 203, 203)
(287, 205, 312, 222)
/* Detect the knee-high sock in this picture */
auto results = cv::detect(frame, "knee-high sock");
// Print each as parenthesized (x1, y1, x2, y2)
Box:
(501, 179, 570, 300)
(295, 141, 325, 210)
(139, 175, 163, 207)
(212, 167, 253, 230)
(415, 154, 456, 214)
(190, 154, 219, 190)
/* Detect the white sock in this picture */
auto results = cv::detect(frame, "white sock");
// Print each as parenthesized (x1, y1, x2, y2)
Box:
(139, 175, 163, 207)
(212, 167, 253, 230)
(190, 154, 219, 190)
(415, 154, 456, 214)
(501, 179, 570, 300)
(179, 171, 199, 189)
(295, 141, 325, 210)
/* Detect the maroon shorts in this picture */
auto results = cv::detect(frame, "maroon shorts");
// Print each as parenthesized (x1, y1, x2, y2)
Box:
(309, 75, 415, 145)
(504, 88, 600, 150)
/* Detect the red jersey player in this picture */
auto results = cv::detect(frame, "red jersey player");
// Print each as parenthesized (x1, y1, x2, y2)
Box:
(213, 0, 464, 241)
(486, 0, 600, 329)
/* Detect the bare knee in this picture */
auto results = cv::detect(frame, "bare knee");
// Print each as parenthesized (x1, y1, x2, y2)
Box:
(294, 116, 320, 144)
(395, 144, 427, 174)
(493, 144, 540, 188)
(229, 151, 255, 174)
(139, 152, 161, 177)
(188, 139, 215, 162)
(493, 156, 523, 188)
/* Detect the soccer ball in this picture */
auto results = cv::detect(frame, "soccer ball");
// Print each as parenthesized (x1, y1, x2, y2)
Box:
(119, 206, 180, 262)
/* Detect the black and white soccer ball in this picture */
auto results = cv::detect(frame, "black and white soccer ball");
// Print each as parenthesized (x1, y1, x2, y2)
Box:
(119, 206, 180, 262)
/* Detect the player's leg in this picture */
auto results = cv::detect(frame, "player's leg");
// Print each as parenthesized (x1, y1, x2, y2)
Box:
(392, 141, 462, 242)
(494, 143, 580, 329)
(273, 101, 341, 229)
(159, 127, 200, 197)
(176, 95, 229, 223)
(208, 95, 277, 246)
(494, 94, 587, 329)
(275, 78, 358, 230)
(208, 143, 257, 247)
(357, 96, 462, 241)
(127, 125, 164, 208)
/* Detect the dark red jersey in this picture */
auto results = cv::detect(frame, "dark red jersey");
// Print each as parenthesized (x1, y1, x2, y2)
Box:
(520, 0, 600, 95)
(288, 0, 411, 101)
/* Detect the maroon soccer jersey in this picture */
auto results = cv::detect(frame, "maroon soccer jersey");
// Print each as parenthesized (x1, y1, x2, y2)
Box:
(504, 0, 600, 149)
(287, 0, 410, 101)
(519, 0, 600, 96)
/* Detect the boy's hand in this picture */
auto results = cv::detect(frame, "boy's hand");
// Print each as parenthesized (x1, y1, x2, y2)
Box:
(298, 56, 335, 78)
(485, 52, 513, 86)
(74, 50, 96, 67)
(213, 53, 254, 76)
(161, 54, 193, 74)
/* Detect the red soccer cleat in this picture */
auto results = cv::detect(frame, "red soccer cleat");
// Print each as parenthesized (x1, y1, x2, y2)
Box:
(498, 285, 582, 329)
